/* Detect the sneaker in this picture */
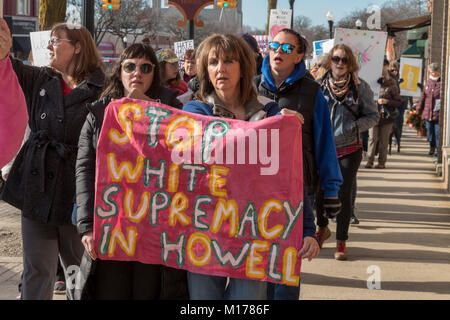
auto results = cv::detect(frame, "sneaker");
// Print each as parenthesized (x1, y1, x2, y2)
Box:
(315, 226, 331, 249)
(350, 216, 360, 225)
(334, 241, 348, 260)
(53, 281, 66, 295)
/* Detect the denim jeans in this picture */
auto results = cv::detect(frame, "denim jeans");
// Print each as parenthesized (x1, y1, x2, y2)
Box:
(187, 272, 267, 300)
(267, 282, 301, 300)
(425, 120, 439, 148)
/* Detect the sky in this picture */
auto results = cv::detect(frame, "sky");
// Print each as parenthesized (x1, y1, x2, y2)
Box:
(242, 0, 387, 30)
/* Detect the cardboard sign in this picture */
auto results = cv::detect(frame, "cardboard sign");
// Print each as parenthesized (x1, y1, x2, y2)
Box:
(30, 30, 51, 67)
(334, 28, 388, 99)
(399, 57, 423, 97)
(268, 9, 292, 41)
(93, 98, 304, 286)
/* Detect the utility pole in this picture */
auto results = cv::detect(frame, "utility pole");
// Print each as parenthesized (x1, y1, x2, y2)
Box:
(82, 0, 95, 37)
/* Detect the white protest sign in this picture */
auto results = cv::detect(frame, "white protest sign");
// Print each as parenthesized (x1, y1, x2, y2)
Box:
(334, 28, 387, 99)
(399, 57, 423, 98)
(268, 9, 292, 41)
(173, 40, 194, 60)
(30, 30, 51, 67)
(313, 39, 334, 59)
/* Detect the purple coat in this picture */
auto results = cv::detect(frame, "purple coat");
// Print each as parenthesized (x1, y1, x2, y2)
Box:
(417, 78, 441, 121)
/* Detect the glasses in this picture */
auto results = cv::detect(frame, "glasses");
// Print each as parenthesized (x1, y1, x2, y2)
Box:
(122, 62, 155, 74)
(331, 56, 349, 65)
(268, 42, 296, 54)
(48, 38, 72, 46)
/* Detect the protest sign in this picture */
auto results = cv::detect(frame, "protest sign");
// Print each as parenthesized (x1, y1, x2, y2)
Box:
(313, 39, 334, 59)
(254, 35, 269, 56)
(30, 30, 51, 67)
(399, 57, 423, 98)
(268, 9, 292, 41)
(93, 98, 304, 286)
(334, 28, 388, 99)
(174, 39, 194, 60)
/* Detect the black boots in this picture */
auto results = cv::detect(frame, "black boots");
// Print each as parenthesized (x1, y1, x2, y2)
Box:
(429, 146, 435, 155)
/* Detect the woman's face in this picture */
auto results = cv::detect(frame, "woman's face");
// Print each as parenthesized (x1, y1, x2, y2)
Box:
(269, 32, 304, 75)
(121, 57, 155, 96)
(330, 48, 349, 79)
(165, 61, 180, 80)
(207, 49, 241, 94)
(47, 30, 79, 74)
(184, 59, 197, 77)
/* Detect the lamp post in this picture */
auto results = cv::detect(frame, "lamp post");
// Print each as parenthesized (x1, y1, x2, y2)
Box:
(326, 11, 334, 39)
(355, 19, 362, 29)
(123, 36, 127, 49)
(289, 0, 295, 28)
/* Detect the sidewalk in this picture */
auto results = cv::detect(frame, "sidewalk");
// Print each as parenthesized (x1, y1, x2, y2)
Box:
(300, 126, 450, 299)
(0, 126, 449, 300)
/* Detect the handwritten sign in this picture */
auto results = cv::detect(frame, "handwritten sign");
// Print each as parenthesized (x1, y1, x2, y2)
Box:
(30, 30, 51, 67)
(174, 40, 194, 61)
(399, 57, 423, 98)
(93, 98, 304, 286)
(268, 9, 292, 41)
(334, 28, 387, 99)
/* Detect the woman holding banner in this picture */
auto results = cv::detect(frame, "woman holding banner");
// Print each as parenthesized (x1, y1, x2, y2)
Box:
(316, 44, 379, 260)
(0, 21, 105, 300)
(182, 33, 319, 300)
(75, 43, 188, 300)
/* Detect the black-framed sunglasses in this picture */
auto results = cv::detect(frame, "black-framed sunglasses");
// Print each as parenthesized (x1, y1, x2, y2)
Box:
(122, 62, 155, 74)
(330, 56, 349, 65)
(268, 41, 296, 54)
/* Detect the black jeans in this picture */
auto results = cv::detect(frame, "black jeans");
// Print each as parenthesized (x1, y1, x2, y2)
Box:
(316, 149, 362, 241)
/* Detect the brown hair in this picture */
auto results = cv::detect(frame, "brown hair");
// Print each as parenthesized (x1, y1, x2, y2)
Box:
(51, 23, 103, 85)
(184, 49, 195, 61)
(100, 43, 161, 99)
(159, 60, 181, 87)
(195, 33, 257, 105)
(389, 61, 400, 71)
(322, 44, 359, 74)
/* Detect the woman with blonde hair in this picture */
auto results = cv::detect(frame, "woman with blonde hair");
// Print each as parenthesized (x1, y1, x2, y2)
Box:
(0, 22, 105, 300)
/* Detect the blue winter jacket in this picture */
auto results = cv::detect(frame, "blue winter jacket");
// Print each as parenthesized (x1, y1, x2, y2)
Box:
(183, 97, 317, 239)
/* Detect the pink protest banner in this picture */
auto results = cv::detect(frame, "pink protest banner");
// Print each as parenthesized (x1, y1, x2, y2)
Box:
(93, 98, 304, 286)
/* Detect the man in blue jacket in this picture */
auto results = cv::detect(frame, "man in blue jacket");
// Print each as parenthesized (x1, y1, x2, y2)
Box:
(255, 28, 343, 300)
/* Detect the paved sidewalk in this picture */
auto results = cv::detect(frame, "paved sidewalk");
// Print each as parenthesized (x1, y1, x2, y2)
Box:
(0, 126, 449, 300)
(300, 127, 450, 299)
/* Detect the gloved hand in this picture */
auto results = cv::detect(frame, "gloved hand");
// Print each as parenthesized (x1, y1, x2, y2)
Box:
(323, 196, 341, 218)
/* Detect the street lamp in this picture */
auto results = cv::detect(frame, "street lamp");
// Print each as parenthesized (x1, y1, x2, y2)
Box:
(289, 0, 295, 28)
(355, 19, 363, 29)
(326, 11, 334, 39)
(123, 36, 127, 48)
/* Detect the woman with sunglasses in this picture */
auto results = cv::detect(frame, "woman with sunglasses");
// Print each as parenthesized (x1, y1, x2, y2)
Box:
(255, 28, 342, 300)
(75, 43, 187, 300)
(316, 44, 379, 260)
(0, 21, 104, 300)
(183, 33, 318, 300)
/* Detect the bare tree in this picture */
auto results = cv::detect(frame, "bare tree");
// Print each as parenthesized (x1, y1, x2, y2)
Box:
(39, 0, 67, 30)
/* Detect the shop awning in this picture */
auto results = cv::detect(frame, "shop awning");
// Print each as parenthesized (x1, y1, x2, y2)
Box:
(386, 14, 431, 34)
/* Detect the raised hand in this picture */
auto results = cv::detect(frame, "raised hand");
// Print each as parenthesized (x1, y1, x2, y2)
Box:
(0, 18, 12, 60)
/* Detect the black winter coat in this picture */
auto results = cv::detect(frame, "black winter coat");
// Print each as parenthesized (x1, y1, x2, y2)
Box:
(2, 58, 104, 225)
(74, 86, 188, 300)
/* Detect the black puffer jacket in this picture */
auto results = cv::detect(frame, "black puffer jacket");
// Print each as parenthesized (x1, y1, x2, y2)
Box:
(74, 86, 188, 300)
(2, 57, 104, 225)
